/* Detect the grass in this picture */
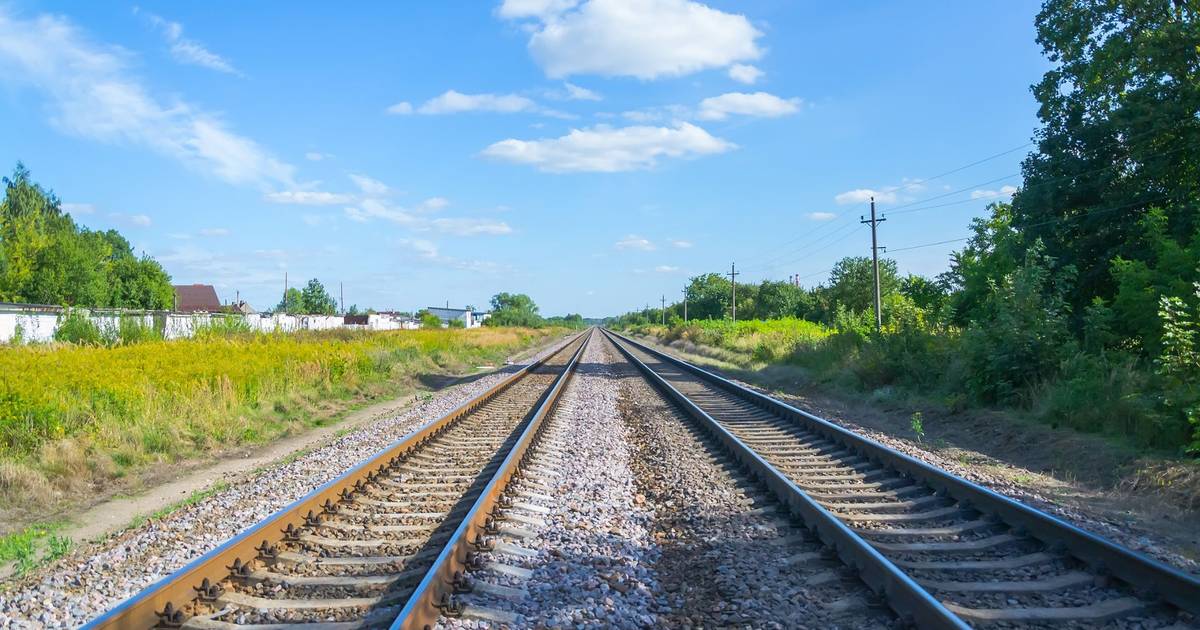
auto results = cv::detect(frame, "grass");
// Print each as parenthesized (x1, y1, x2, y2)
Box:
(0, 523, 70, 577)
(125, 480, 231, 531)
(0, 326, 562, 515)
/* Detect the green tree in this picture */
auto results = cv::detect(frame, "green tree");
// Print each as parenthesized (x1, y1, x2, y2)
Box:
(754, 280, 811, 319)
(485, 292, 544, 327)
(1014, 0, 1200, 315)
(0, 164, 173, 308)
(300, 278, 336, 315)
(899, 274, 948, 314)
(276, 288, 304, 314)
(418, 310, 443, 328)
(828, 256, 900, 314)
(684, 273, 731, 320)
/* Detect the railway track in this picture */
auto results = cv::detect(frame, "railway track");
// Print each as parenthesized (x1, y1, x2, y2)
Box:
(604, 328, 1200, 628)
(85, 330, 589, 630)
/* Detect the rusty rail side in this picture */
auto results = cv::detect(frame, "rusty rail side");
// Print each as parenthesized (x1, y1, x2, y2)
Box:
(391, 327, 592, 630)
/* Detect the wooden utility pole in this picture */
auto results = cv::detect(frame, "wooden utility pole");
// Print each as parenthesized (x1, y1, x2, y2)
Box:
(860, 197, 887, 332)
(340, 282, 344, 315)
(727, 263, 740, 320)
(661, 295, 666, 325)
(682, 286, 688, 323)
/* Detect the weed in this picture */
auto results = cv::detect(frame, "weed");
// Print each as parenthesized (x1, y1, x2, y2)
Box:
(910, 411, 925, 442)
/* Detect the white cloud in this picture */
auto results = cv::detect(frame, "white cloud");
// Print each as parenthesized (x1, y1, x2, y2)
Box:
(697, 92, 801, 121)
(808, 212, 837, 221)
(62, 202, 95, 215)
(563, 82, 601, 101)
(385, 101, 413, 115)
(304, 151, 331, 161)
(481, 122, 734, 173)
(396, 238, 504, 273)
(394, 90, 572, 118)
(497, 0, 581, 19)
(970, 185, 1018, 200)
(398, 238, 440, 260)
(142, 11, 240, 75)
(835, 189, 898, 205)
(500, 0, 763, 80)
(0, 10, 294, 189)
(264, 191, 354, 205)
(421, 197, 450, 211)
(199, 227, 230, 237)
(429, 217, 513, 236)
(655, 265, 679, 272)
(728, 63, 764, 84)
(349, 174, 390, 196)
(670, 239, 693, 248)
(109, 212, 151, 227)
(615, 235, 655, 251)
(416, 90, 537, 115)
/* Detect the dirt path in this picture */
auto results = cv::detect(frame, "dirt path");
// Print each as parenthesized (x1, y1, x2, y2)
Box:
(631, 333, 1200, 574)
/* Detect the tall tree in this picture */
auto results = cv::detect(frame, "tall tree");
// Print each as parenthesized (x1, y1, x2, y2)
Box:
(0, 164, 173, 308)
(827, 256, 900, 314)
(300, 278, 337, 315)
(1015, 0, 1200, 312)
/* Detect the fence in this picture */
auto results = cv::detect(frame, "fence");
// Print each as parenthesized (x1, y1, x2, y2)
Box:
(0, 303, 419, 344)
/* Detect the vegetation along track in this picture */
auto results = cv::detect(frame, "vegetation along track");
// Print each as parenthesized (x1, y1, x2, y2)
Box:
(84, 330, 590, 630)
(604, 328, 1200, 629)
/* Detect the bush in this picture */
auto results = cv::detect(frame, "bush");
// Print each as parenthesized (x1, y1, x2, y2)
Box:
(53, 309, 103, 345)
(116, 316, 162, 345)
(963, 246, 1076, 404)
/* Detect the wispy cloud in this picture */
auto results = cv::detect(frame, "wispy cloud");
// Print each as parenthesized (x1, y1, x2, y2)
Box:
(669, 239, 693, 248)
(563, 82, 601, 101)
(728, 63, 764, 84)
(0, 9, 295, 189)
(834, 188, 897, 205)
(388, 90, 572, 118)
(199, 227, 230, 237)
(654, 265, 679, 273)
(62, 202, 95, 215)
(970, 185, 1018, 200)
(264, 191, 355, 205)
(615, 235, 655, 251)
(139, 9, 240, 75)
(482, 122, 734, 173)
(109, 212, 152, 227)
(808, 212, 837, 221)
(697, 92, 801, 121)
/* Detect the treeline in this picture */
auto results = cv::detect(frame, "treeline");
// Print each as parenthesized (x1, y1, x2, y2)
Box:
(482, 292, 586, 329)
(0, 164, 174, 309)
(615, 0, 1200, 454)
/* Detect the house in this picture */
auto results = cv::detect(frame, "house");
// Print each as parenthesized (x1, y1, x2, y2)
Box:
(425, 306, 482, 328)
(173, 284, 221, 313)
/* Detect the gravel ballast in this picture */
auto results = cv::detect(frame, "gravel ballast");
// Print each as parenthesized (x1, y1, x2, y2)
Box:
(441, 332, 661, 628)
(442, 334, 893, 629)
(0, 340, 570, 628)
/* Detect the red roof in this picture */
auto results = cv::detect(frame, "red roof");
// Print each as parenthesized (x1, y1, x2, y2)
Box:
(173, 284, 221, 312)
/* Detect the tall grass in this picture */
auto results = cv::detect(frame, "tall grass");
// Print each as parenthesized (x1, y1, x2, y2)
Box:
(0, 327, 559, 509)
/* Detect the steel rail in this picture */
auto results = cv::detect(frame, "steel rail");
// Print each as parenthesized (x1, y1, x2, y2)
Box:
(604, 328, 1200, 621)
(391, 327, 591, 629)
(83, 330, 589, 630)
(601, 329, 966, 629)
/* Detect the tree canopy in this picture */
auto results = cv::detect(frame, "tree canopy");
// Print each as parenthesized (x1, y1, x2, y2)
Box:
(0, 164, 173, 309)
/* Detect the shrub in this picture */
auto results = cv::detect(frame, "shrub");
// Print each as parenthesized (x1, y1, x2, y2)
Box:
(53, 309, 103, 345)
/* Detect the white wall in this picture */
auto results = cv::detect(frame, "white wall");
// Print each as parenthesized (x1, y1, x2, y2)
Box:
(0, 306, 421, 344)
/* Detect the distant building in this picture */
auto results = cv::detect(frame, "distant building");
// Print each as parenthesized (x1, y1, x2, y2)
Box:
(173, 284, 221, 313)
(225, 300, 256, 315)
(425, 306, 483, 328)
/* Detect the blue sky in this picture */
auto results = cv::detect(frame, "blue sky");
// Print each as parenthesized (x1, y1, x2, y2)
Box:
(0, 1, 1048, 317)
